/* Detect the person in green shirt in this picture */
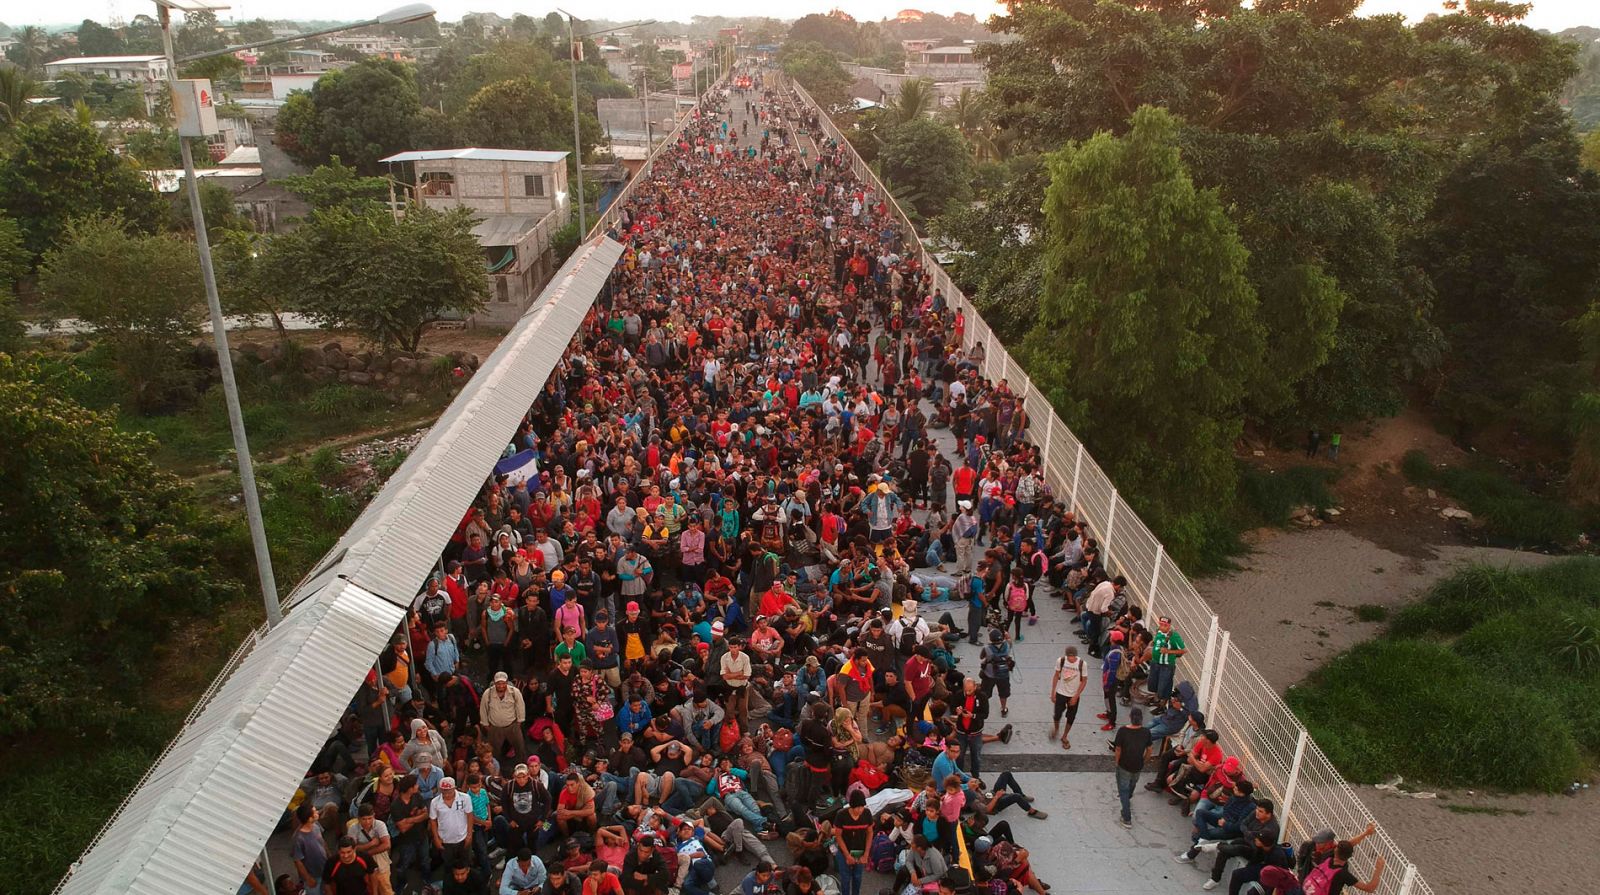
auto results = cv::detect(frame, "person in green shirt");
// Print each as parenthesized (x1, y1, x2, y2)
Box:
(1149, 616, 1186, 704)
(555, 628, 588, 667)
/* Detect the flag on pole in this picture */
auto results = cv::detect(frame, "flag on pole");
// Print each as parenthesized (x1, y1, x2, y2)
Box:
(494, 449, 539, 486)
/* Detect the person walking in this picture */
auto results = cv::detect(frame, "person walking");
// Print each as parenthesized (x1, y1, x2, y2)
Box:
(1049, 645, 1087, 750)
(1111, 708, 1152, 829)
(479, 671, 527, 764)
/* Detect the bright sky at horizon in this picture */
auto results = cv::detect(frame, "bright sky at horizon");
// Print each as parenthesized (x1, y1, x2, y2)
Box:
(9, 0, 1594, 35)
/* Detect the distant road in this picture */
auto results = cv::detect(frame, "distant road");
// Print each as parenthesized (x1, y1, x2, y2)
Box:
(26, 313, 324, 337)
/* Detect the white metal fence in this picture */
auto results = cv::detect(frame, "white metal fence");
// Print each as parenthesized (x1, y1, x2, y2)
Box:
(788, 78, 1431, 895)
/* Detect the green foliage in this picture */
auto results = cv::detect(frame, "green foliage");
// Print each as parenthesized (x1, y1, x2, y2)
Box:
(260, 204, 487, 351)
(882, 78, 935, 126)
(0, 355, 242, 736)
(1582, 130, 1600, 174)
(778, 41, 852, 109)
(1423, 106, 1600, 450)
(0, 66, 53, 134)
(459, 78, 594, 159)
(39, 216, 206, 412)
(306, 384, 385, 418)
(0, 116, 165, 261)
(1288, 638, 1582, 792)
(280, 158, 393, 212)
(0, 215, 26, 353)
(552, 219, 580, 265)
(876, 118, 974, 220)
(1400, 449, 1582, 546)
(1023, 106, 1264, 569)
(274, 60, 423, 173)
(1295, 559, 1600, 791)
(1235, 465, 1338, 527)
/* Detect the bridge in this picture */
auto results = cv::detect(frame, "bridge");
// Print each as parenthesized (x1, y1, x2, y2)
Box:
(52, 66, 1431, 895)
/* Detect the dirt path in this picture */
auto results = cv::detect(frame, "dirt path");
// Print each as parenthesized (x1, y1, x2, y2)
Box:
(1203, 411, 1597, 895)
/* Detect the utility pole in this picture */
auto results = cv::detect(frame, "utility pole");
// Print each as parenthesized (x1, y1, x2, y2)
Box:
(642, 67, 651, 148)
(564, 13, 588, 236)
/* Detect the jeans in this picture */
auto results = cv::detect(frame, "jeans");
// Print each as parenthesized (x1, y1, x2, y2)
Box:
(724, 790, 766, 832)
(1115, 768, 1139, 824)
(391, 836, 431, 895)
(834, 850, 866, 895)
(957, 730, 984, 779)
(1149, 663, 1176, 703)
(771, 744, 805, 785)
(1190, 803, 1225, 843)
(966, 602, 984, 644)
(987, 771, 1033, 813)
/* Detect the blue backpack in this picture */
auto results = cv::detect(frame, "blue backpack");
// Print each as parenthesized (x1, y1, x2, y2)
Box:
(868, 830, 899, 873)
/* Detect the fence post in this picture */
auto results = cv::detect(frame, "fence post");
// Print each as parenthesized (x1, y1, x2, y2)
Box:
(1070, 443, 1084, 512)
(1043, 415, 1055, 468)
(1147, 544, 1164, 617)
(1103, 488, 1119, 573)
(1196, 615, 1221, 713)
(1205, 630, 1231, 719)
(1397, 863, 1417, 895)
(1279, 729, 1309, 842)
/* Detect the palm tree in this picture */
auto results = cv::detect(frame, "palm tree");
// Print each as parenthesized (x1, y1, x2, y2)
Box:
(884, 77, 935, 125)
(0, 67, 49, 132)
(12, 26, 51, 77)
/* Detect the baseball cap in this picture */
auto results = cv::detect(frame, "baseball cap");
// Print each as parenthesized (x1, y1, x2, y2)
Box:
(493, 671, 509, 683)
(1312, 829, 1336, 844)
(627, 601, 640, 613)
(440, 777, 456, 790)
(711, 620, 725, 634)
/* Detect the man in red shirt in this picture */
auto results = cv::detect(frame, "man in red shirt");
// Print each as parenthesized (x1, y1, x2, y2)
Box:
(321, 837, 374, 895)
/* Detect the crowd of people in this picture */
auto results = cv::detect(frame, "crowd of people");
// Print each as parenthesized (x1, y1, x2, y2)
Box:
(260, 65, 1389, 895)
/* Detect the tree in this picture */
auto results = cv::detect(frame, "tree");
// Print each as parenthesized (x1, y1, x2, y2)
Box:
(6, 25, 50, 75)
(0, 216, 27, 353)
(787, 13, 862, 56)
(0, 66, 51, 135)
(458, 78, 583, 155)
(883, 78, 935, 125)
(273, 60, 423, 173)
(1582, 129, 1600, 174)
(1422, 105, 1600, 446)
(210, 227, 293, 338)
(39, 216, 206, 411)
(778, 41, 852, 109)
(74, 18, 125, 56)
(0, 117, 166, 262)
(261, 204, 487, 351)
(176, 9, 227, 60)
(877, 118, 974, 220)
(281, 158, 392, 211)
(0, 354, 240, 736)
(1024, 106, 1265, 562)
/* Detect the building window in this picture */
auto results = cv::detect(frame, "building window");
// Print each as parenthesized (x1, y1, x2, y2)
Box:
(496, 277, 510, 303)
(420, 171, 454, 197)
(524, 174, 545, 197)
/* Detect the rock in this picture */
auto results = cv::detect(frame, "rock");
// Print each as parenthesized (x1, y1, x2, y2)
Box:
(68, 339, 91, 353)
(1325, 507, 1342, 517)
(402, 392, 421, 404)
(346, 354, 367, 372)
(1440, 507, 1474, 521)
(346, 371, 373, 385)
(229, 348, 246, 367)
(1426, 488, 1437, 500)
(466, 353, 481, 369)
(321, 341, 343, 354)
(311, 365, 335, 382)
(324, 351, 348, 370)
(391, 357, 418, 375)
(1252, 450, 1265, 457)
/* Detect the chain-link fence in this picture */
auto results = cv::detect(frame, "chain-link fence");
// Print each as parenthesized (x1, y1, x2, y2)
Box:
(789, 79, 1431, 895)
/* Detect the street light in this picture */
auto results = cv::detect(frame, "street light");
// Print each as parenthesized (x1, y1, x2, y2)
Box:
(556, 11, 654, 237)
(155, 1, 437, 630)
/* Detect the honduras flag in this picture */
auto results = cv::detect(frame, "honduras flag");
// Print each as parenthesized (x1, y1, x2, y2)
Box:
(494, 449, 539, 486)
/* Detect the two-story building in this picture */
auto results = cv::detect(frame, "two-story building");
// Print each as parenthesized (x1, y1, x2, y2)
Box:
(380, 148, 572, 326)
(905, 45, 987, 84)
(43, 54, 169, 115)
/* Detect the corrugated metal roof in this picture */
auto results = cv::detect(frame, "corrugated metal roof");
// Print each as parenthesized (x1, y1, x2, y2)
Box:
(54, 236, 625, 895)
(56, 580, 404, 895)
(302, 235, 624, 608)
(472, 213, 546, 247)
(380, 148, 571, 164)
(46, 55, 166, 66)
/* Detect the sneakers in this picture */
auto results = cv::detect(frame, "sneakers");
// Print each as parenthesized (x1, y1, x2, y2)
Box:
(1001, 706, 1009, 717)
(1202, 881, 1219, 891)
(1028, 615, 1038, 626)
(999, 723, 1014, 744)
(1096, 712, 1109, 720)
(1016, 633, 1024, 641)
(1120, 817, 1133, 829)
(1026, 808, 1048, 820)
(1173, 851, 1194, 864)
(1100, 722, 1115, 731)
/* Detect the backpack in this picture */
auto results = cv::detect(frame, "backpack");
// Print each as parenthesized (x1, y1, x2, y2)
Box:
(718, 717, 742, 754)
(1006, 582, 1029, 613)
(897, 623, 919, 655)
(868, 831, 898, 873)
(1301, 858, 1340, 895)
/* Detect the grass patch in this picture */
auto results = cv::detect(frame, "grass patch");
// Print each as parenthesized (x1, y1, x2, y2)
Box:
(1237, 464, 1338, 527)
(1354, 603, 1389, 622)
(1289, 558, 1600, 792)
(1401, 449, 1583, 547)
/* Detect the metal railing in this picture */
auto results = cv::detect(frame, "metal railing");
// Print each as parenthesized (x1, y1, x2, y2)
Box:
(789, 78, 1431, 895)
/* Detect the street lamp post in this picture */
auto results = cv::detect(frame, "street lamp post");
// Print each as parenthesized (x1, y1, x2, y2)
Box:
(155, 1, 435, 628)
(556, 12, 655, 238)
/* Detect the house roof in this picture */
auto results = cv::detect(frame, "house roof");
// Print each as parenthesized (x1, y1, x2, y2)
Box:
(921, 46, 976, 55)
(380, 148, 571, 165)
(46, 55, 165, 66)
(471, 213, 549, 246)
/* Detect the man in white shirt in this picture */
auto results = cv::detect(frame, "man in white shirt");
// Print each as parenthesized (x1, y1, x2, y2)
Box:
(1084, 575, 1125, 658)
(429, 777, 473, 869)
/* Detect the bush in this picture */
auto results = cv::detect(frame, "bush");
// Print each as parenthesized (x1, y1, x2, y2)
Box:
(1237, 464, 1337, 527)
(1288, 639, 1582, 791)
(1400, 449, 1582, 546)
(306, 384, 384, 418)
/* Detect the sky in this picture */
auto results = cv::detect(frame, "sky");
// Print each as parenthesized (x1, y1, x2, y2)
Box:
(10, 0, 1596, 34)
